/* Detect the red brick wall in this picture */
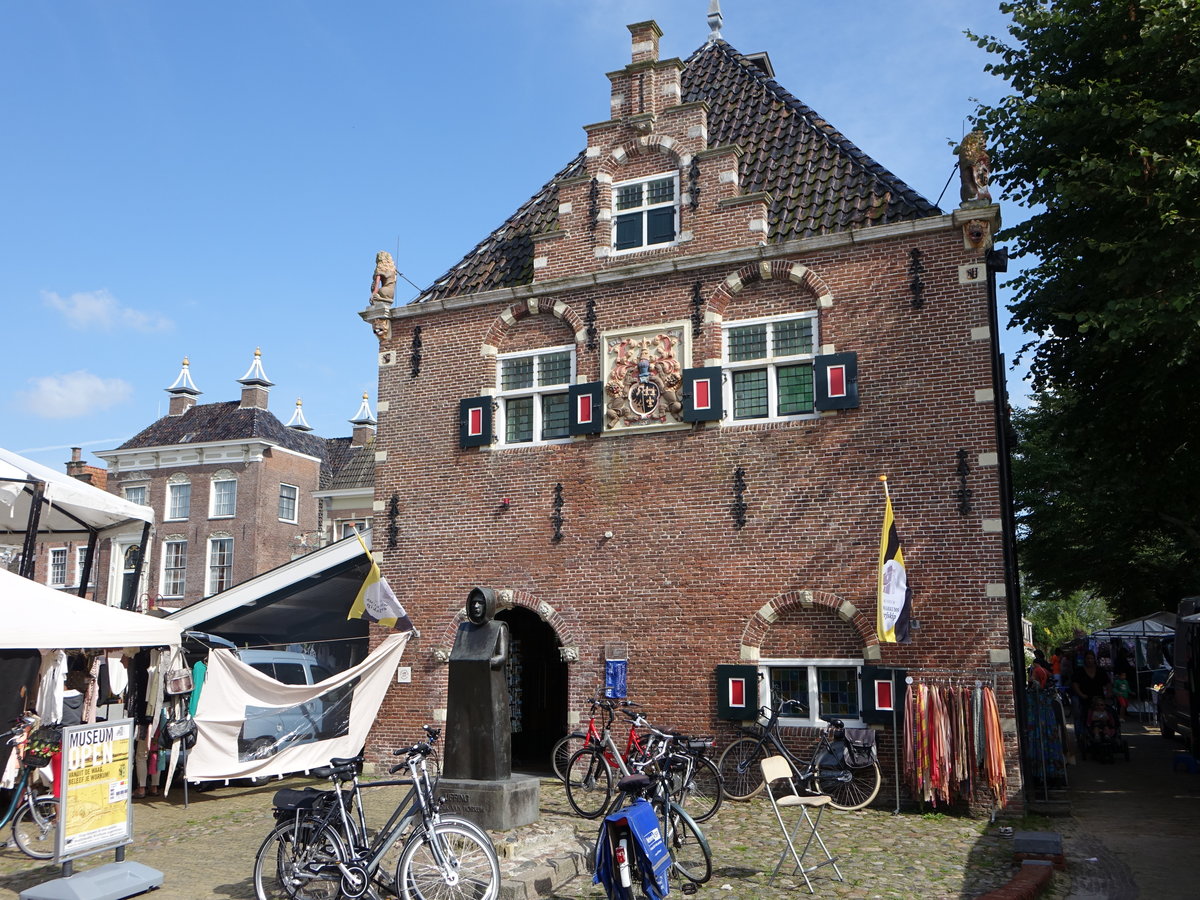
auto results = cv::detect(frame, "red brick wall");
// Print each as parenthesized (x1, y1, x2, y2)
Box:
(368, 219, 1021, 806)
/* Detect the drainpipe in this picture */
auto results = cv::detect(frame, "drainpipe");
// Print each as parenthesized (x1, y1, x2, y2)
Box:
(985, 246, 1030, 797)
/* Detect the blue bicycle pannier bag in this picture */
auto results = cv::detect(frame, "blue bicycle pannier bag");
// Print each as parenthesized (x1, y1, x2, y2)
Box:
(593, 799, 671, 900)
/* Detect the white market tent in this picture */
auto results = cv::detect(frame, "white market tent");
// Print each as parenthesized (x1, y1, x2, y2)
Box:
(1092, 610, 1176, 640)
(0, 445, 153, 591)
(0, 567, 180, 650)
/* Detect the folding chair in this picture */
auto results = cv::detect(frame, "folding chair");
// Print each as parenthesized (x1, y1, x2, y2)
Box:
(760, 754, 844, 893)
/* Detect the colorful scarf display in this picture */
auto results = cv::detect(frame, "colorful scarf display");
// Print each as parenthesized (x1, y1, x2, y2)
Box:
(902, 682, 1007, 809)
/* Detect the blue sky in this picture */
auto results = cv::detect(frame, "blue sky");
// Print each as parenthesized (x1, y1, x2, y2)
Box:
(1, 0, 1025, 470)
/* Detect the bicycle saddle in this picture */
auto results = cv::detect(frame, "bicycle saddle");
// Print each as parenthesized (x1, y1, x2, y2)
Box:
(616, 773, 651, 794)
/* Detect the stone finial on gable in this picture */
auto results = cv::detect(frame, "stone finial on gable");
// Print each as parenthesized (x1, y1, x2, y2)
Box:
(628, 21, 662, 64)
(707, 1, 723, 43)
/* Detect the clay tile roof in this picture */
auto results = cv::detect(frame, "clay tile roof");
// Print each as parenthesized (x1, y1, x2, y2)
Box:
(323, 436, 375, 492)
(118, 401, 329, 464)
(417, 39, 938, 303)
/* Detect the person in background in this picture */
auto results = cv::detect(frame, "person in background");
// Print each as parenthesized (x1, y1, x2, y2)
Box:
(1071, 650, 1110, 739)
(1112, 669, 1131, 721)
(1030, 649, 1052, 689)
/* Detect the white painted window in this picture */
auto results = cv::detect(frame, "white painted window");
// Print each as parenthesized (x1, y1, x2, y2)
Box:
(495, 346, 575, 446)
(167, 482, 191, 520)
(612, 173, 678, 253)
(206, 537, 234, 595)
(75, 546, 93, 587)
(124, 485, 148, 507)
(210, 478, 237, 518)
(339, 520, 368, 539)
(278, 483, 299, 523)
(759, 658, 865, 728)
(162, 540, 188, 598)
(723, 313, 819, 422)
(49, 548, 67, 587)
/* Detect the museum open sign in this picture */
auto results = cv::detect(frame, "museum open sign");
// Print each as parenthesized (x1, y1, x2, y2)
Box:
(59, 719, 134, 861)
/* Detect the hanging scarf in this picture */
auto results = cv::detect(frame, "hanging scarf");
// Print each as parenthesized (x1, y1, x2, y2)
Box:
(981, 685, 1008, 809)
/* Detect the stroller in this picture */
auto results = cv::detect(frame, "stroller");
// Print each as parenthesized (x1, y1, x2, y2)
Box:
(1078, 696, 1129, 763)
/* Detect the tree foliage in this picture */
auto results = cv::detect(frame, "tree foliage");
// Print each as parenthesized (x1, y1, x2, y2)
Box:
(971, 1, 1200, 618)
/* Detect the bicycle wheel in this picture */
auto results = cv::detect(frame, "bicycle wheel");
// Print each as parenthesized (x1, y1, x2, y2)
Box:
(396, 820, 499, 900)
(676, 756, 722, 823)
(551, 733, 585, 783)
(12, 796, 59, 859)
(664, 802, 711, 885)
(564, 747, 613, 819)
(818, 759, 882, 811)
(253, 819, 346, 900)
(717, 738, 766, 800)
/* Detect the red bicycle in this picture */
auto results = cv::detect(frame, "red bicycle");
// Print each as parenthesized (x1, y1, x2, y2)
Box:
(552, 695, 649, 783)
(562, 697, 653, 818)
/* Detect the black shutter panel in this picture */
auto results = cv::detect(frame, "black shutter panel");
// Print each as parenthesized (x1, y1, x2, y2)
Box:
(568, 383, 604, 435)
(614, 213, 641, 250)
(814, 352, 859, 410)
(459, 396, 493, 448)
(646, 206, 676, 245)
(682, 366, 723, 422)
(716, 664, 760, 721)
(860, 666, 906, 726)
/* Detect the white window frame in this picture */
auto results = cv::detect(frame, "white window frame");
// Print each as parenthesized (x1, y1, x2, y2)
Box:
(611, 172, 680, 256)
(494, 345, 576, 447)
(206, 536, 234, 596)
(166, 481, 191, 521)
(161, 540, 188, 598)
(339, 520, 368, 539)
(278, 483, 299, 523)
(48, 548, 67, 587)
(759, 657, 865, 728)
(74, 546, 93, 587)
(123, 485, 148, 507)
(722, 312, 820, 424)
(210, 478, 237, 518)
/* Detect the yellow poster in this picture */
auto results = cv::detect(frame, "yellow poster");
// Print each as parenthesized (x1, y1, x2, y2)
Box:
(60, 719, 133, 861)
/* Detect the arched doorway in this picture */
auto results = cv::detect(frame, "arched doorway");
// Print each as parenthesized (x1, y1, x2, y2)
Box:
(496, 606, 567, 773)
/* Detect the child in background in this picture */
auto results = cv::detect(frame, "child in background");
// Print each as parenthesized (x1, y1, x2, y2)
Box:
(1112, 670, 1131, 721)
(1087, 695, 1117, 745)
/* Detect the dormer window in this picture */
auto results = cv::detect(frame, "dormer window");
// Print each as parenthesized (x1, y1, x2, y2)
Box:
(613, 173, 678, 252)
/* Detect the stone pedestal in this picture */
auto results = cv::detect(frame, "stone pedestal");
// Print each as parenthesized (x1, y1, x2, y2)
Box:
(437, 773, 540, 832)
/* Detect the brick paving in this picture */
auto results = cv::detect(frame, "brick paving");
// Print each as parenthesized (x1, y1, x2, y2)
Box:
(0, 772, 1066, 900)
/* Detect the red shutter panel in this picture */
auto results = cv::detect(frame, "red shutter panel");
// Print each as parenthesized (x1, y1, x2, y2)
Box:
(682, 366, 723, 422)
(814, 352, 859, 411)
(459, 397, 493, 448)
(568, 383, 603, 435)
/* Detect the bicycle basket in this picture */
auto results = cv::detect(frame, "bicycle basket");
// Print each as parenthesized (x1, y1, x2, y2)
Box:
(24, 751, 54, 768)
(24, 725, 62, 767)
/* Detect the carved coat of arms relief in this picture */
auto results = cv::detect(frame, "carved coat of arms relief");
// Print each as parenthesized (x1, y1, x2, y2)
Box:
(603, 325, 687, 430)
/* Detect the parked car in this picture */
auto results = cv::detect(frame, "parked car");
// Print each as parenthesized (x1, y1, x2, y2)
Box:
(1157, 598, 1200, 753)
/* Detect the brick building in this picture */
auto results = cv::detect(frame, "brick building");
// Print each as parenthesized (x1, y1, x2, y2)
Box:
(363, 19, 1018, 802)
(78, 351, 376, 612)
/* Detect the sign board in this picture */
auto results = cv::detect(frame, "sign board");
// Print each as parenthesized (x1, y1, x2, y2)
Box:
(57, 718, 134, 862)
(604, 659, 628, 699)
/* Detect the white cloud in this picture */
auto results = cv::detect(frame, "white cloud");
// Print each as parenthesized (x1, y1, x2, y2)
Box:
(42, 289, 173, 333)
(18, 371, 134, 419)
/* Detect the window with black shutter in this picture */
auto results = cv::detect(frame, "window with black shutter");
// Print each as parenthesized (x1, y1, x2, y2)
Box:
(612, 174, 678, 252)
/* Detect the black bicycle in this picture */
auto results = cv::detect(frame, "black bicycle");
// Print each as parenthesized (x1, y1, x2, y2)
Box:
(717, 698, 881, 810)
(252, 726, 498, 900)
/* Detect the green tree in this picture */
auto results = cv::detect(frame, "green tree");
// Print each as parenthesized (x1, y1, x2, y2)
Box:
(971, 1, 1200, 618)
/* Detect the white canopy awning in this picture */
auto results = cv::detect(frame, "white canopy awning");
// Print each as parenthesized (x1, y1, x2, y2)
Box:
(0, 568, 180, 650)
(1092, 611, 1175, 639)
(0, 446, 154, 543)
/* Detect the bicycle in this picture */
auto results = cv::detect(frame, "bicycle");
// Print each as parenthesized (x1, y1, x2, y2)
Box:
(252, 726, 499, 900)
(717, 698, 882, 810)
(1, 713, 60, 859)
(563, 698, 652, 818)
(628, 714, 723, 824)
(552, 694, 648, 784)
(594, 738, 713, 890)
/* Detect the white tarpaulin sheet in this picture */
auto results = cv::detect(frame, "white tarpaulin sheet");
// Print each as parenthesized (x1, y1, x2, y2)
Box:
(187, 632, 409, 781)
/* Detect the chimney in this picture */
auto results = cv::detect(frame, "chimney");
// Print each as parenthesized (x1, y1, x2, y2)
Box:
(65, 447, 106, 488)
(349, 392, 377, 447)
(66, 447, 85, 479)
(237, 348, 274, 411)
(629, 20, 662, 64)
(166, 356, 202, 416)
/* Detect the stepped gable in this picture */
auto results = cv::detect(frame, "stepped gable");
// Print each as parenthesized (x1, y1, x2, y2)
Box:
(117, 401, 329, 463)
(418, 39, 937, 303)
(324, 434, 375, 492)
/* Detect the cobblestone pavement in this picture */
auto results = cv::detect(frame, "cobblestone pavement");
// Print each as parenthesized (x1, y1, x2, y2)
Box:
(0, 771, 1058, 900)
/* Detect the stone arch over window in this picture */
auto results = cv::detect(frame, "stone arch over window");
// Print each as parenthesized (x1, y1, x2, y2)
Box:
(738, 589, 881, 663)
(595, 135, 685, 180)
(167, 472, 190, 484)
(480, 297, 588, 359)
(431, 588, 582, 664)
